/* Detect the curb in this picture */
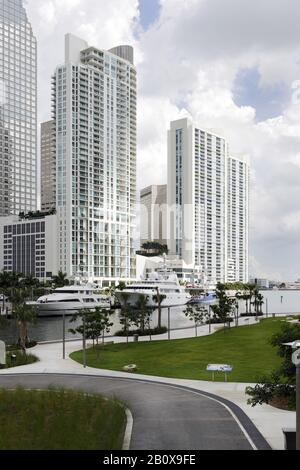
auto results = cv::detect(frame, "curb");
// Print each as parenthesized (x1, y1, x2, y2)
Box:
(123, 408, 133, 451)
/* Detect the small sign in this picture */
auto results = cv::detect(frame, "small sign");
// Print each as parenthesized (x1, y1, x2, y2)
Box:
(207, 364, 233, 372)
(292, 349, 300, 366)
(0, 340, 6, 365)
(206, 364, 233, 382)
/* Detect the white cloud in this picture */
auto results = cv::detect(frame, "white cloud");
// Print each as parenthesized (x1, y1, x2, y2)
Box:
(23, 0, 300, 280)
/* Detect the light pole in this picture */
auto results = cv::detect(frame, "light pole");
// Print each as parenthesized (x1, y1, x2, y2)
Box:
(62, 313, 66, 360)
(297, 361, 300, 450)
(83, 313, 87, 368)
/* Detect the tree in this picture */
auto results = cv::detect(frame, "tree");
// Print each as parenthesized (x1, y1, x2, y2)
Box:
(210, 283, 235, 332)
(247, 283, 257, 315)
(257, 293, 264, 315)
(52, 271, 70, 288)
(12, 303, 37, 353)
(0, 271, 21, 289)
(246, 322, 300, 409)
(134, 294, 151, 335)
(69, 308, 113, 349)
(141, 242, 169, 256)
(184, 305, 208, 337)
(152, 289, 166, 329)
(20, 275, 40, 289)
(118, 292, 132, 344)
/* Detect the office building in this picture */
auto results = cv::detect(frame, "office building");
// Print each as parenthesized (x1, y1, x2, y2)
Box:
(0, 0, 37, 215)
(0, 213, 58, 281)
(52, 34, 137, 285)
(168, 117, 249, 286)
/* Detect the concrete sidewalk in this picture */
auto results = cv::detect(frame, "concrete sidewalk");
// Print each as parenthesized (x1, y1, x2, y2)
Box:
(0, 317, 296, 450)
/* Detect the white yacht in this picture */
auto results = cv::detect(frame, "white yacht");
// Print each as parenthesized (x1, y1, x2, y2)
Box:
(30, 285, 111, 317)
(115, 269, 191, 308)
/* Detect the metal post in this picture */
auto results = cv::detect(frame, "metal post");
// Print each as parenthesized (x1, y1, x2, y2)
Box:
(266, 298, 268, 318)
(62, 313, 66, 360)
(297, 364, 300, 450)
(83, 314, 87, 369)
(209, 305, 212, 334)
(168, 308, 171, 340)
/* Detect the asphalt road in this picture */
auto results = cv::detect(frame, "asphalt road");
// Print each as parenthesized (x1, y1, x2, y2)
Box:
(0, 374, 270, 450)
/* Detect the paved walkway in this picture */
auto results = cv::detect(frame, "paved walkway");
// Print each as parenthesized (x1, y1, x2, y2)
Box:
(0, 317, 296, 450)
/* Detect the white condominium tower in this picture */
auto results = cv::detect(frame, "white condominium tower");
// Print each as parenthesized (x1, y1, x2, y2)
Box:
(168, 118, 249, 285)
(227, 154, 249, 283)
(0, 0, 37, 215)
(52, 34, 137, 284)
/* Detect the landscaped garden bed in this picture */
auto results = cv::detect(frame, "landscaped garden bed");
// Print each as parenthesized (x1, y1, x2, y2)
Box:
(0, 388, 126, 450)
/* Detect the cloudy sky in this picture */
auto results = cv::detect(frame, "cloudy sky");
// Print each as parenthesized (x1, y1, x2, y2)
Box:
(24, 0, 300, 281)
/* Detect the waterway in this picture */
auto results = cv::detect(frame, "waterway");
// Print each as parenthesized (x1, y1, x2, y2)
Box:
(0, 289, 299, 344)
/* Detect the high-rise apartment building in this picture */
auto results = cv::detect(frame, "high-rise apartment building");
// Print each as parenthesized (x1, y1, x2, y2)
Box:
(227, 154, 249, 283)
(140, 185, 167, 247)
(0, 0, 37, 215)
(168, 118, 249, 285)
(41, 120, 56, 212)
(52, 34, 137, 285)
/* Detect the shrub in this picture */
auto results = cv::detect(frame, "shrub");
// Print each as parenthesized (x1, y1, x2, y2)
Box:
(115, 326, 168, 337)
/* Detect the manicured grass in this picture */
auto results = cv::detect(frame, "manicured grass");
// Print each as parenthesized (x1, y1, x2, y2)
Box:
(0, 388, 126, 450)
(0, 351, 38, 369)
(71, 319, 283, 383)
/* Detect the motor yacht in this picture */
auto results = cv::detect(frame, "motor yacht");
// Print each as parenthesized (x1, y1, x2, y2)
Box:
(115, 268, 191, 308)
(30, 285, 111, 317)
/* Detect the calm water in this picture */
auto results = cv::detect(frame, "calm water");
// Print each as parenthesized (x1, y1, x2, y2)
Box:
(1, 289, 299, 344)
(0, 306, 191, 344)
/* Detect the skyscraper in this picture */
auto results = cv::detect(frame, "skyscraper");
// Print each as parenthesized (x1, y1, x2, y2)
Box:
(41, 120, 56, 212)
(168, 117, 249, 285)
(0, 0, 37, 215)
(52, 34, 137, 285)
(227, 154, 249, 283)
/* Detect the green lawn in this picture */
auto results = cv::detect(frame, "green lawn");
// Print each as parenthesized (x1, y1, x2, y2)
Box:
(0, 388, 126, 450)
(71, 318, 284, 383)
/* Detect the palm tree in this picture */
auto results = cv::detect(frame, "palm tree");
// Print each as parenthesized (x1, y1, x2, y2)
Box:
(257, 293, 264, 315)
(52, 271, 69, 288)
(0, 271, 21, 289)
(247, 283, 256, 315)
(12, 303, 37, 353)
(152, 288, 166, 329)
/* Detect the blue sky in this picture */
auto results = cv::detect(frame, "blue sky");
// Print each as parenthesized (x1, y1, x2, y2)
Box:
(139, 0, 160, 29)
(233, 68, 289, 122)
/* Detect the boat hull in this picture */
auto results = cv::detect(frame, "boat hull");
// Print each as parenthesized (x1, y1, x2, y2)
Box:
(115, 291, 190, 308)
(29, 301, 111, 317)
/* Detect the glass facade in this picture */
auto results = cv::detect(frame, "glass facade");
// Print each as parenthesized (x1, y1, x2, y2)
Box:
(0, 0, 37, 215)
